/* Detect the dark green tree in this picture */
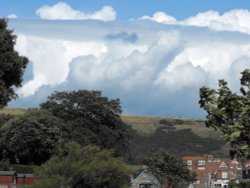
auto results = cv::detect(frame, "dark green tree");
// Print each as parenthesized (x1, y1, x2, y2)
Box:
(0, 110, 64, 165)
(0, 19, 28, 107)
(32, 142, 130, 188)
(145, 153, 195, 188)
(199, 69, 250, 159)
(40, 90, 130, 156)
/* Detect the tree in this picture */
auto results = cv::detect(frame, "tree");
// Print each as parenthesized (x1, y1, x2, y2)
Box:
(145, 153, 195, 188)
(0, 110, 64, 165)
(40, 90, 130, 156)
(32, 142, 130, 188)
(0, 19, 28, 108)
(199, 69, 250, 159)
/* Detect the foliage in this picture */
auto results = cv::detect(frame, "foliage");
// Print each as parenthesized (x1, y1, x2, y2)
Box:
(0, 110, 64, 165)
(127, 125, 226, 164)
(12, 164, 36, 173)
(0, 113, 14, 127)
(145, 153, 195, 187)
(229, 180, 250, 188)
(0, 19, 28, 108)
(199, 69, 250, 159)
(40, 90, 130, 156)
(32, 142, 130, 188)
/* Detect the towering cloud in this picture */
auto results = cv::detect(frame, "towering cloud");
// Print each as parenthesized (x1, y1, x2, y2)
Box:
(8, 9, 250, 118)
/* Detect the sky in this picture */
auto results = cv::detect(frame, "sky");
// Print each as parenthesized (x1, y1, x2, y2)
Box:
(2, 0, 250, 118)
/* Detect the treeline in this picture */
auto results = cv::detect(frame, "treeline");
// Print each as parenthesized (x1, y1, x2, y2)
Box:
(0, 90, 132, 188)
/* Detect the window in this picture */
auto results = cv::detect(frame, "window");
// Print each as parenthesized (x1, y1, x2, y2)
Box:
(222, 171, 228, 179)
(220, 162, 227, 168)
(139, 184, 153, 188)
(198, 166, 205, 170)
(198, 160, 205, 166)
(187, 160, 192, 165)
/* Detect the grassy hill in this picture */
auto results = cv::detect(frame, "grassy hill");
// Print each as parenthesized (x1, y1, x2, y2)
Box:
(0, 109, 230, 164)
(122, 115, 230, 164)
(0, 108, 26, 116)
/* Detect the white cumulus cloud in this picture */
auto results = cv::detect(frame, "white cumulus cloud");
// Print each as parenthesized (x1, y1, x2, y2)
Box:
(15, 34, 107, 97)
(141, 9, 250, 35)
(7, 14, 18, 19)
(36, 2, 116, 21)
(140, 11, 176, 24)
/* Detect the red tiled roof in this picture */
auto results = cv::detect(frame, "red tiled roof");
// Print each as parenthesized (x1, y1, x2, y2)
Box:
(182, 155, 241, 181)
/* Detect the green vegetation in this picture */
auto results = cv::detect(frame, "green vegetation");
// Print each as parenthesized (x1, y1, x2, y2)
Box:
(200, 69, 250, 159)
(123, 115, 229, 164)
(0, 19, 28, 108)
(229, 180, 250, 188)
(12, 164, 36, 173)
(31, 142, 130, 188)
(0, 110, 64, 165)
(1, 109, 229, 165)
(40, 90, 131, 156)
(0, 162, 36, 173)
(145, 153, 196, 188)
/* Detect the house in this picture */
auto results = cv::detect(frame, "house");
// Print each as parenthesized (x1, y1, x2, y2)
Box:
(242, 161, 250, 179)
(131, 169, 161, 188)
(182, 155, 241, 188)
(0, 171, 36, 188)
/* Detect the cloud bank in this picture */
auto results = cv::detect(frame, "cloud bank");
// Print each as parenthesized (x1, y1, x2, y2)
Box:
(141, 9, 250, 35)
(8, 9, 250, 118)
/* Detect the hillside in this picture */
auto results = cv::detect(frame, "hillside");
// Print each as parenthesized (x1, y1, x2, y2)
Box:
(0, 109, 230, 164)
(122, 115, 230, 164)
(0, 108, 26, 116)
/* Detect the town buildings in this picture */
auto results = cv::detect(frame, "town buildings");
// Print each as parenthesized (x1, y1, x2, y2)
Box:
(182, 155, 242, 188)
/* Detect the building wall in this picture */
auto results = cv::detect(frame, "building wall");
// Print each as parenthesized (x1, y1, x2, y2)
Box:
(0, 176, 14, 188)
(17, 177, 36, 186)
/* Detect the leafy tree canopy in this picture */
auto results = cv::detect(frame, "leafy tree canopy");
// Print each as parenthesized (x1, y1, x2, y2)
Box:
(199, 69, 250, 159)
(0, 110, 64, 165)
(40, 90, 130, 156)
(32, 142, 130, 188)
(145, 153, 195, 188)
(0, 19, 28, 108)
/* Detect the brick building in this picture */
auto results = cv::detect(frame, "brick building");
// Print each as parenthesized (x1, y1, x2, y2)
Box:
(182, 155, 242, 188)
(0, 171, 36, 188)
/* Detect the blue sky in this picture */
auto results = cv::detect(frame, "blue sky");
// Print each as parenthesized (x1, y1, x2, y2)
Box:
(2, 1, 250, 118)
(1, 0, 250, 20)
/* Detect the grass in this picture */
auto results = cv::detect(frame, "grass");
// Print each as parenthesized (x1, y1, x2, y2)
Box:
(0, 108, 26, 116)
(122, 115, 221, 139)
(122, 115, 166, 135)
